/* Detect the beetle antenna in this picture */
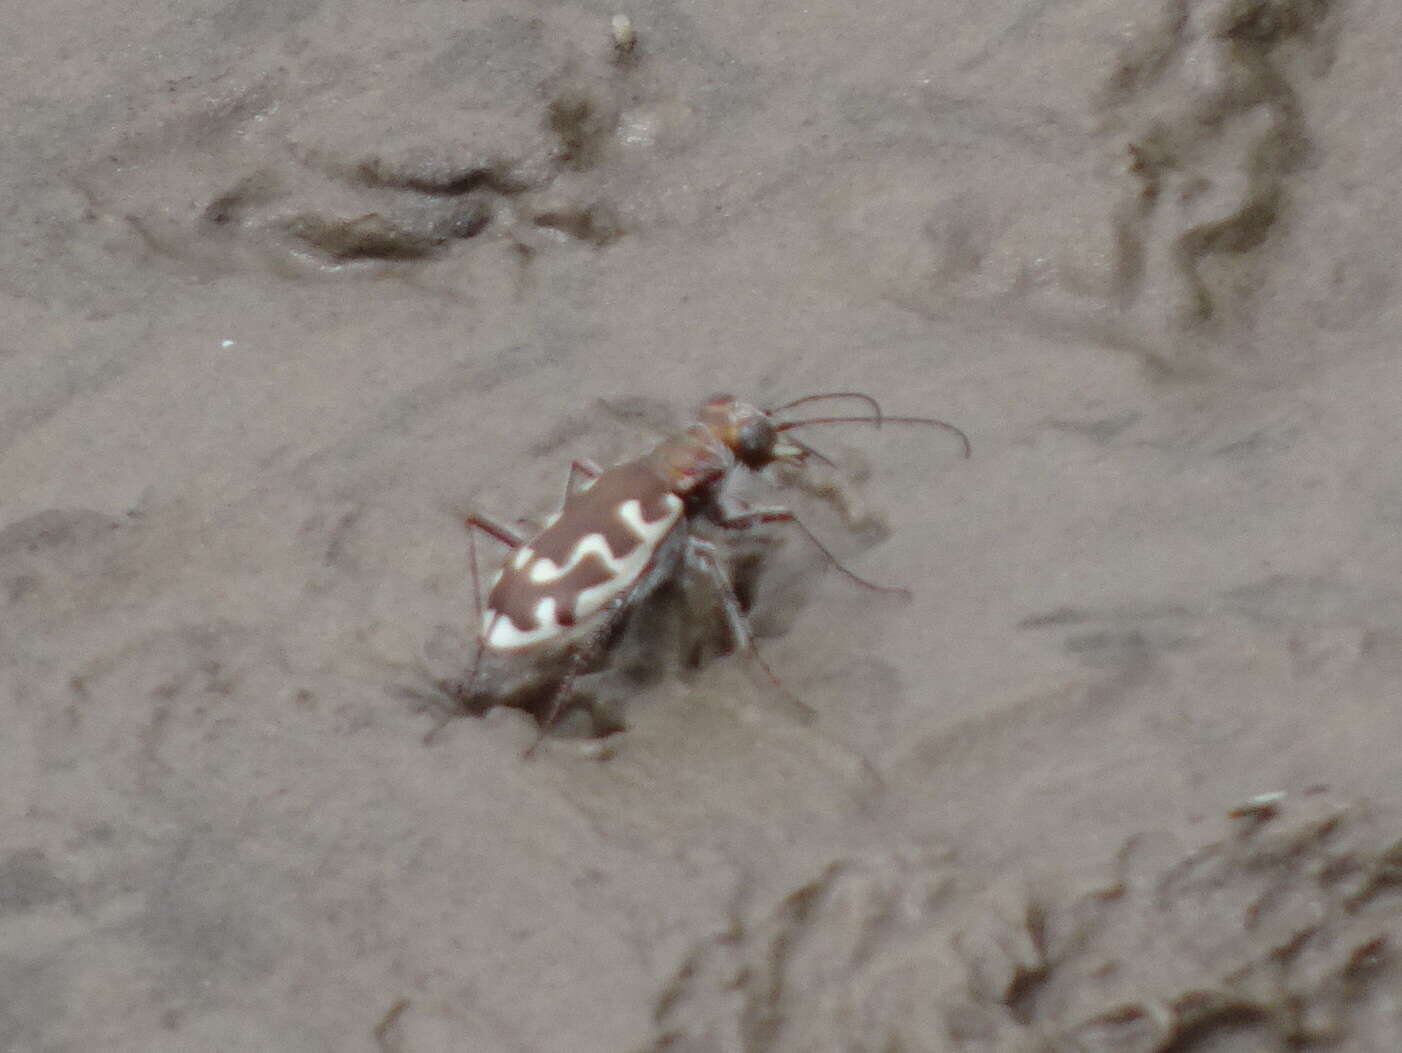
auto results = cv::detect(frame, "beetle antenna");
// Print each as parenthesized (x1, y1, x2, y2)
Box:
(777, 415, 971, 458)
(768, 391, 883, 428)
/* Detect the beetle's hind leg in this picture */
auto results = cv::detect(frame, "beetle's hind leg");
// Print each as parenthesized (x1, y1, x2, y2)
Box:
(423, 514, 531, 742)
(465, 513, 530, 686)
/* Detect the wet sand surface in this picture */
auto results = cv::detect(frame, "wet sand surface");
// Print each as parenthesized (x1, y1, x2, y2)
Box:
(4, 0, 1402, 1049)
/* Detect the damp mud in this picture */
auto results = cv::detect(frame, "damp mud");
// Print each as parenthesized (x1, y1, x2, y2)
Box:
(4, 0, 1402, 1049)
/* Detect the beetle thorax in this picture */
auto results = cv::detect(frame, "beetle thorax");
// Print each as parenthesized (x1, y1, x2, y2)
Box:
(648, 424, 735, 498)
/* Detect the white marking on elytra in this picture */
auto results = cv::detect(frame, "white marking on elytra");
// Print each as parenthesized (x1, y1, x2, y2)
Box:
(487, 598, 564, 649)
(618, 496, 681, 543)
(485, 491, 687, 646)
(569, 496, 683, 621)
(534, 597, 558, 627)
(571, 576, 632, 624)
(528, 533, 614, 584)
(511, 496, 684, 593)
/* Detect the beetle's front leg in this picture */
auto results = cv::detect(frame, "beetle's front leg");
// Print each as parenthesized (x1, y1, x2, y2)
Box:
(707, 503, 909, 596)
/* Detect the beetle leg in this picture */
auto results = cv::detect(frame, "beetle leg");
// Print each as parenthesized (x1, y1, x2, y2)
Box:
(464, 512, 527, 659)
(464, 512, 529, 548)
(524, 598, 630, 758)
(565, 458, 604, 496)
(709, 503, 910, 597)
(428, 514, 531, 740)
(684, 536, 815, 722)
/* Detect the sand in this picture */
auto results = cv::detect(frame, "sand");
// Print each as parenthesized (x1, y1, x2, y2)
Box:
(3, 0, 1402, 1049)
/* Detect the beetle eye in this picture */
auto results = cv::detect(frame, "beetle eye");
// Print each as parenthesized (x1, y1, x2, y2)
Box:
(735, 417, 776, 467)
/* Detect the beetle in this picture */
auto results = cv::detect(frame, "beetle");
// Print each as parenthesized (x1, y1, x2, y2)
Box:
(451, 392, 969, 755)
